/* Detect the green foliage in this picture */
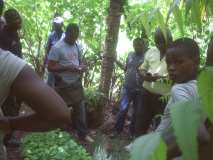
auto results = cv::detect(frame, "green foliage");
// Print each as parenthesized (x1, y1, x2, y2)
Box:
(171, 99, 204, 160)
(21, 130, 92, 160)
(130, 133, 167, 160)
(84, 86, 104, 108)
(198, 67, 213, 123)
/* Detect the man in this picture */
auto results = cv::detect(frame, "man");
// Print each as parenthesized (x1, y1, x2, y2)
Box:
(48, 23, 93, 142)
(114, 38, 145, 137)
(44, 16, 65, 87)
(138, 28, 173, 135)
(0, 9, 22, 58)
(0, 8, 23, 146)
(0, 48, 70, 160)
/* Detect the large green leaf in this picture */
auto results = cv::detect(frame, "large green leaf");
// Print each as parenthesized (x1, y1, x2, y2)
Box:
(198, 67, 213, 122)
(130, 133, 167, 160)
(171, 99, 203, 160)
(173, 6, 184, 35)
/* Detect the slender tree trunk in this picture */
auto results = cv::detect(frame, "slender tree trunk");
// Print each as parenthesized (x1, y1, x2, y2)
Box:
(206, 36, 213, 66)
(99, 0, 125, 105)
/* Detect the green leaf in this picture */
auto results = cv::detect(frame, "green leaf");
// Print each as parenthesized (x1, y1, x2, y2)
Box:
(185, 0, 193, 17)
(130, 133, 167, 160)
(198, 67, 213, 123)
(171, 99, 203, 160)
(173, 6, 184, 35)
(191, 0, 203, 31)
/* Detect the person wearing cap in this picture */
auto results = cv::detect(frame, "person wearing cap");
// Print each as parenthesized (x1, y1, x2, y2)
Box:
(44, 16, 65, 87)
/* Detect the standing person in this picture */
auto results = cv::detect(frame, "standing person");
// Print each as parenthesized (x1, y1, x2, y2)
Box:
(114, 38, 145, 138)
(48, 23, 93, 142)
(0, 9, 22, 58)
(0, 48, 70, 160)
(0, 9, 23, 146)
(44, 16, 65, 88)
(138, 28, 173, 135)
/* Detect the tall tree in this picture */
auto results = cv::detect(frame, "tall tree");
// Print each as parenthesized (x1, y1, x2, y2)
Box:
(99, 0, 126, 105)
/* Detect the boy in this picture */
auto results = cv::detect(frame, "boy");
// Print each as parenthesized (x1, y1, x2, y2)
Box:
(157, 38, 209, 158)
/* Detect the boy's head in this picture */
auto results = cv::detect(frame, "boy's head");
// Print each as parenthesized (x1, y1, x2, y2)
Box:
(154, 27, 172, 54)
(4, 9, 22, 31)
(166, 37, 200, 83)
(0, 0, 4, 16)
(65, 23, 79, 44)
(133, 38, 145, 54)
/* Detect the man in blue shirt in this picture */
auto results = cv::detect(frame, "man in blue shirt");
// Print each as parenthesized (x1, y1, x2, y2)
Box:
(114, 38, 145, 137)
(44, 16, 65, 87)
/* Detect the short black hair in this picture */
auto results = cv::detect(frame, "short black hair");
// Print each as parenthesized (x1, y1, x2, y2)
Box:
(66, 23, 79, 34)
(4, 9, 21, 24)
(168, 37, 200, 58)
(0, 0, 4, 15)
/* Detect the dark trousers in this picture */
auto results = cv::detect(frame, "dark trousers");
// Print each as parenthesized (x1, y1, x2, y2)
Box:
(56, 84, 88, 138)
(114, 87, 144, 137)
(139, 89, 165, 135)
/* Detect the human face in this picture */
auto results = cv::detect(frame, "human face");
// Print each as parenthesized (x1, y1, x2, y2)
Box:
(166, 48, 198, 83)
(53, 22, 63, 32)
(133, 40, 144, 54)
(65, 29, 79, 45)
(8, 18, 22, 31)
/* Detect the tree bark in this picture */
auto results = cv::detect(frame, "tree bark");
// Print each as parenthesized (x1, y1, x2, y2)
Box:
(99, 0, 125, 105)
(206, 35, 213, 66)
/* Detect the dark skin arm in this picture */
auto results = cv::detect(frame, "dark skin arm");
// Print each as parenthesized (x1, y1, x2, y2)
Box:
(0, 65, 71, 132)
(48, 60, 86, 73)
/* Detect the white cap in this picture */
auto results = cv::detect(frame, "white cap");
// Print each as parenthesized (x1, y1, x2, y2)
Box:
(53, 16, 64, 24)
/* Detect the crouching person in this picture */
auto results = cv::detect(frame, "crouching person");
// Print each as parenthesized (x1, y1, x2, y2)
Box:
(0, 48, 71, 159)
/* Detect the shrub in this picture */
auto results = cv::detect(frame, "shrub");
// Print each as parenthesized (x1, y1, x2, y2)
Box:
(21, 130, 92, 160)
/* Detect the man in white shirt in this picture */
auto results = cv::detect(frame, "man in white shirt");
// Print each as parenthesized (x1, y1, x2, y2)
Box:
(138, 28, 173, 135)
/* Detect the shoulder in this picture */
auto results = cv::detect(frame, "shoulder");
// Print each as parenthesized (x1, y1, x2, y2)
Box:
(171, 80, 198, 101)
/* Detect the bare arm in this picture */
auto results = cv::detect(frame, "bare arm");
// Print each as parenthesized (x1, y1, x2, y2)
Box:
(2, 65, 71, 132)
(48, 60, 79, 73)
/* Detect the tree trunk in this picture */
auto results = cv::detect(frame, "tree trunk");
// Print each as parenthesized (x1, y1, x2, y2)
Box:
(99, 0, 125, 105)
(206, 35, 213, 66)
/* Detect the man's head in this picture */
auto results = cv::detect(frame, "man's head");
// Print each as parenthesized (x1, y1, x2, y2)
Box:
(4, 9, 22, 31)
(166, 38, 200, 83)
(65, 23, 79, 45)
(52, 16, 63, 32)
(0, 0, 4, 16)
(133, 38, 145, 54)
(154, 27, 172, 54)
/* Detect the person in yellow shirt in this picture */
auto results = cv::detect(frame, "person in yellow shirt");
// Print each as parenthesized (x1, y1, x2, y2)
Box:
(138, 27, 173, 134)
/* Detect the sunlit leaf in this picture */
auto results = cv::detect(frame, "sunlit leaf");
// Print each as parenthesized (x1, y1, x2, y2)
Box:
(171, 99, 203, 160)
(198, 67, 213, 122)
(130, 133, 167, 160)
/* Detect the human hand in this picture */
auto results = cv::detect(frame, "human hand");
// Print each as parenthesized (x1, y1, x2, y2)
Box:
(78, 64, 87, 73)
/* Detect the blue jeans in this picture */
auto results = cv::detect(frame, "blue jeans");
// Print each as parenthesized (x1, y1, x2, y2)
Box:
(114, 87, 144, 137)
(47, 72, 55, 88)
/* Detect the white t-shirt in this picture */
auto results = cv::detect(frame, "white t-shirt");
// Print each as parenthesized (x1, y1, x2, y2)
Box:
(0, 49, 26, 160)
(0, 49, 26, 111)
